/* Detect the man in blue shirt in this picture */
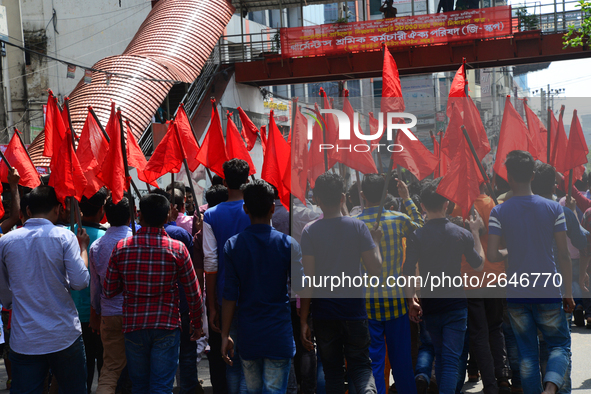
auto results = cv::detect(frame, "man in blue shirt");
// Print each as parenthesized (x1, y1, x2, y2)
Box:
(299, 172, 383, 394)
(0, 185, 90, 393)
(204, 159, 251, 394)
(488, 151, 574, 394)
(221, 180, 301, 394)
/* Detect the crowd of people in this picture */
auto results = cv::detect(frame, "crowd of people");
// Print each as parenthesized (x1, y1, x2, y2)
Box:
(0, 151, 587, 394)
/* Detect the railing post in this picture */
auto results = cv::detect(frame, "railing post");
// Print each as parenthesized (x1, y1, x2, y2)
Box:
(554, 0, 558, 32)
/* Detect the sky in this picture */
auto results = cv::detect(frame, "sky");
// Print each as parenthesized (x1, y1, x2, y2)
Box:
(527, 58, 591, 98)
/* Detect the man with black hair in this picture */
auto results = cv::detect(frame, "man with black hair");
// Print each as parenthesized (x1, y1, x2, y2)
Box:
(403, 179, 484, 394)
(76, 187, 109, 393)
(89, 196, 132, 394)
(167, 183, 197, 235)
(204, 159, 251, 394)
(0, 185, 90, 393)
(18, 192, 30, 224)
(299, 172, 383, 394)
(488, 151, 574, 394)
(355, 173, 423, 394)
(104, 193, 204, 393)
(220, 180, 301, 394)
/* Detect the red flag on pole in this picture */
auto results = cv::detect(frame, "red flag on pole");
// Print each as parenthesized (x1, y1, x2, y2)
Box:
(338, 92, 378, 174)
(262, 110, 291, 210)
(493, 97, 531, 181)
(550, 110, 569, 174)
(446, 63, 467, 118)
(43, 91, 68, 161)
(291, 103, 308, 205)
(306, 104, 329, 188)
(196, 100, 228, 178)
(319, 88, 341, 165)
(524, 103, 548, 163)
(391, 128, 438, 180)
(175, 104, 201, 171)
(368, 112, 384, 152)
(437, 132, 484, 219)
(98, 109, 128, 204)
(0, 131, 41, 189)
(76, 109, 109, 198)
(143, 121, 185, 184)
(381, 45, 405, 116)
(49, 132, 88, 203)
(238, 107, 259, 151)
(562, 110, 588, 181)
(126, 121, 158, 187)
(226, 112, 256, 175)
(260, 125, 267, 155)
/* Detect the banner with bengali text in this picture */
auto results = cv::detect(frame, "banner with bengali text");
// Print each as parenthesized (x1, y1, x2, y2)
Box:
(280, 6, 511, 58)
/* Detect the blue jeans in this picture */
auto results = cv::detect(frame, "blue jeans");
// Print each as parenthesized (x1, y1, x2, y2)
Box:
(507, 303, 571, 394)
(314, 319, 377, 394)
(241, 357, 291, 394)
(415, 320, 435, 383)
(10, 335, 87, 394)
(423, 308, 468, 394)
(124, 328, 181, 394)
(228, 320, 248, 394)
(179, 312, 198, 394)
(503, 304, 521, 389)
(368, 314, 416, 394)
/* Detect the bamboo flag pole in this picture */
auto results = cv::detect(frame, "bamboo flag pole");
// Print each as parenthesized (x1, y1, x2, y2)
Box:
(461, 125, 498, 205)
(118, 109, 136, 235)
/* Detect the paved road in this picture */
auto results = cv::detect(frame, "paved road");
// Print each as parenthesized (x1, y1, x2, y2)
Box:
(0, 326, 588, 393)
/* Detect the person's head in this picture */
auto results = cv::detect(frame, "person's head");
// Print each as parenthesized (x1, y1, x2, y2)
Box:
(79, 187, 108, 222)
(223, 159, 250, 190)
(419, 179, 448, 215)
(139, 193, 170, 228)
(493, 172, 511, 195)
(212, 175, 224, 186)
(241, 180, 275, 222)
(205, 185, 228, 208)
(173, 188, 185, 213)
(361, 174, 385, 205)
(346, 181, 361, 211)
(384, 194, 398, 211)
(27, 186, 61, 223)
(20, 192, 30, 223)
(386, 171, 400, 197)
(313, 172, 345, 209)
(105, 196, 131, 227)
(531, 162, 556, 197)
(504, 150, 535, 187)
(166, 181, 186, 198)
(575, 172, 588, 191)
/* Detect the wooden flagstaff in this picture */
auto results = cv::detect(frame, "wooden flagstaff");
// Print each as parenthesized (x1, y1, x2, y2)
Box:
(118, 109, 136, 235)
(547, 107, 552, 163)
(173, 122, 202, 219)
(430, 129, 440, 176)
(461, 125, 498, 205)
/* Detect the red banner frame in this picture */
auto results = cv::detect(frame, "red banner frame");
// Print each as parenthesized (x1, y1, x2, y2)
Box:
(280, 6, 512, 58)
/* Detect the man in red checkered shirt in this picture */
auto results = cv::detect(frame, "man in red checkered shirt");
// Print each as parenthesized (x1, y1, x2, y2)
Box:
(104, 193, 204, 393)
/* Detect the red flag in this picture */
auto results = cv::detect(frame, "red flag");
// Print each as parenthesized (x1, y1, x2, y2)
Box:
(262, 110, 291, 210)
(126, 121, 157, 187)
(43, 91, 67, 161)
(381, 45, 405, 116)
(143, 121, 185, 184)
(238, 107, 259, 151)
(175, 104, 201, 171)
(307, 104, 329, 188)
(291, 103, 308, 205)
(319, 88, 341, 165)
(391, 128, 438, 180)
(524, 102, 548, 163)
(446, 63, 467, 118)
(550, 109, 569, 174)
(0, 131, 40, 189)
(260, 125, 267, 154)
(437, 131, 484, 219)
(196, 100, 228, 178)
(49, 132, 87, 203)
(77, 109, 108, 173)
(437, 131, 450, 177)
(431, 133, 444, 178)
(225, 112, 256, 175)
(493, 97, 531, 182)
(338, 93, 378, 175)
(98, 109, 128, 204)
(463, 98, 491, 160)
(563, 110, 588, 176)
(368, 112, 384, 152)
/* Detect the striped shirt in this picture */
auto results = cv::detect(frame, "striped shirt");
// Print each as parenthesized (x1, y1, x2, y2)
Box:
(355, 199, 423, 320)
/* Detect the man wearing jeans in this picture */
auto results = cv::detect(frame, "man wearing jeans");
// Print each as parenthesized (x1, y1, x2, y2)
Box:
(299, 172, 383, 394)
(0, 185, 90, 393)
(89, 196, 132, 394)
(488, 150, 575, 394)
(221, 180, 301, 394)
(403, 180, 485, 394)
(104, 193, 204, 393)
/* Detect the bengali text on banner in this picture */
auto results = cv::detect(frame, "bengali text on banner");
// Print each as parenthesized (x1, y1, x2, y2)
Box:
(280, 6, 512, 58)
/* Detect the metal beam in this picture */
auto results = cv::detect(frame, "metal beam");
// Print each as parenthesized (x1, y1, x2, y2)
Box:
(234, 31, 591, 85)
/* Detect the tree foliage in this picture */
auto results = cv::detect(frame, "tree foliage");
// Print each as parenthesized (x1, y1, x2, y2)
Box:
(563, 0, 591, 48)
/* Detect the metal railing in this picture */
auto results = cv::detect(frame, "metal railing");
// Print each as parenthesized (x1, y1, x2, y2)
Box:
(138, 44, 222, 155)
(218, 29, 281, 64)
